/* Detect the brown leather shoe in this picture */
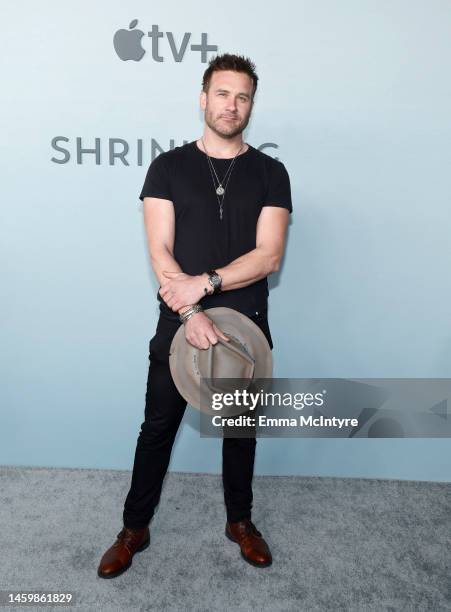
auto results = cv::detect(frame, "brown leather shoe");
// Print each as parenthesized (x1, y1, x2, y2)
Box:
(97, 526, 150, 579)
(225, 519, 272, 567)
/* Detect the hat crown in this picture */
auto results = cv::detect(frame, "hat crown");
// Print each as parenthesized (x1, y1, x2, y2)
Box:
(198, 335, 255, 394)
(207, 336, 254, 375)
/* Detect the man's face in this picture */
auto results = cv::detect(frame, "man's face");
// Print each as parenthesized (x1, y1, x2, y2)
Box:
(200, 70, 254, 139)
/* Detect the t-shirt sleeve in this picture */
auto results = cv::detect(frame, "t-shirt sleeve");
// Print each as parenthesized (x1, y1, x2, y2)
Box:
(262, 160, 293, 213)
(139, 153, 172, 202)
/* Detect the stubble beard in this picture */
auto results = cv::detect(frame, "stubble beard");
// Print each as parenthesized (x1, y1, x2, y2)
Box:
(204, 105, 252, 140)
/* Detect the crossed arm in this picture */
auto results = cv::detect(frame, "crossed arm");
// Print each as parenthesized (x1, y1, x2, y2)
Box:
(142, 197, 290, 314)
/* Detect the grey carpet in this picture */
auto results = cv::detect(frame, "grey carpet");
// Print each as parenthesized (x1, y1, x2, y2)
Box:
(0, 466, 450, 612)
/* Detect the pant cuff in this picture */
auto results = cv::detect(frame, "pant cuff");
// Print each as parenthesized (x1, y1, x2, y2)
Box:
(226, 511, 251, 523)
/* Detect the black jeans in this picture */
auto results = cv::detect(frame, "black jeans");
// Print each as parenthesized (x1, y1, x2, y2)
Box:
(123, 308, 273, 529)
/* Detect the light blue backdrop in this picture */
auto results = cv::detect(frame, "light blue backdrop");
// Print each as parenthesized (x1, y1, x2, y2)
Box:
(1, 1, 450, 481)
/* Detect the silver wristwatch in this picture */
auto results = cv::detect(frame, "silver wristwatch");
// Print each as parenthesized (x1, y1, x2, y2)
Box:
(207, 269, 222, 294)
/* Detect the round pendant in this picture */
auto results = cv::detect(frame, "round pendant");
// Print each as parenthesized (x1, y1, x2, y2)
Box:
(216, 185, 225, 196)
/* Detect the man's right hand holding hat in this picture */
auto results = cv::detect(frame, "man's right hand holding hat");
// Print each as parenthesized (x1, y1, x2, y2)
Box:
(180, 307, 230, 350)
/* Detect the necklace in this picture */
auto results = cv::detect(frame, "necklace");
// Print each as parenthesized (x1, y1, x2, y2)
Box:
(201, 138, 244, 220)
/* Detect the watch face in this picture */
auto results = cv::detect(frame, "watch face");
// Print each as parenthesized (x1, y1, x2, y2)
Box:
(208, 272, 221, 292)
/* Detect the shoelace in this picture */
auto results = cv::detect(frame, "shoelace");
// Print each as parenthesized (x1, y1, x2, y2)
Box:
(114, 528, 141, 553)
(234, 520, 262, 544)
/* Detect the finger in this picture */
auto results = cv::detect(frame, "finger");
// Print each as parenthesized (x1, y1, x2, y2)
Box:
(212, 324, 229, 342)
(206, 329, 219, 345)
(186, 329, 197, 344)
(167, 297, 178, 311)
(199, 333, 211, 350)
(189, 335, 205, 350)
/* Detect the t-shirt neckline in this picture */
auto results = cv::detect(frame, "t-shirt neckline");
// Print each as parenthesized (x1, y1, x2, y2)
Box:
(191, 139, 252, 161)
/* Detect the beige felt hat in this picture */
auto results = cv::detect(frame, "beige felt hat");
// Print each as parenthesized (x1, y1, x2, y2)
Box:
(169, 307, 273, 413)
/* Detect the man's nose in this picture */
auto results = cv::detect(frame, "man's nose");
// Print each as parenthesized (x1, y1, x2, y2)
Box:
(225, 98, 238, 112)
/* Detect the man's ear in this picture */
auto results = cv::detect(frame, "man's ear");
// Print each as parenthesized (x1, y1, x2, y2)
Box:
(200, 90, 207, 110)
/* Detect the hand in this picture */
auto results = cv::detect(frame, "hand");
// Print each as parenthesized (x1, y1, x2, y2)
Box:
(159, 271, 209, 312)
(184, 312, 230, 350)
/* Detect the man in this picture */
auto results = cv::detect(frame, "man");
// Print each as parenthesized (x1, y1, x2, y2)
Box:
(98, 53, 292, 578)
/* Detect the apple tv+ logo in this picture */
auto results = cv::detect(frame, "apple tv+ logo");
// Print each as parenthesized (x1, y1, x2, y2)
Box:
(113, 19, 218, 62)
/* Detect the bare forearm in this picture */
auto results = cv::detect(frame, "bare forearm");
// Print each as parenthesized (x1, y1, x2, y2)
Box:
(215, 247, 279, 292)
(150, 247, 181, 286)
(150, 247, 191, 313)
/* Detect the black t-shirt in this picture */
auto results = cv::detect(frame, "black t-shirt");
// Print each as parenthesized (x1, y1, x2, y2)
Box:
(139, 140, 292, 318)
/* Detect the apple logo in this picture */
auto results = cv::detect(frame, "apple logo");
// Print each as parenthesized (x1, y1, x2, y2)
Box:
(113, 19, 145, 61)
